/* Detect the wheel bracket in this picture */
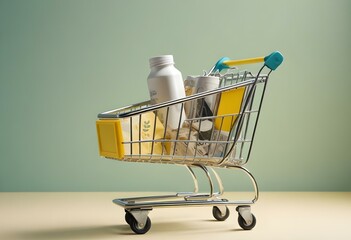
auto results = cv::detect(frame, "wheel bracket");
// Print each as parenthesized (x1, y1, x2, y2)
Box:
(236, 205, 253, 225)
(127, 209, 151, 227)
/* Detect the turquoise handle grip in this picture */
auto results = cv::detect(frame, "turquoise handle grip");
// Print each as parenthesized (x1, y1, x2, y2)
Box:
(264, 51, 284, 70)
(213, 57, 230, 72)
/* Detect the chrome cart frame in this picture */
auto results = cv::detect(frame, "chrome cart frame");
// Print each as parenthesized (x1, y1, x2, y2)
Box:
(96, 52, 283, 234)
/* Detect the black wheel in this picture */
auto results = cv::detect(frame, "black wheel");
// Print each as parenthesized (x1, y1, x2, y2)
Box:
(129, 216, 152, 234)
(212, 206, 230, 221)
(125, 211, 133, 225)
(238, 213, 256, 230)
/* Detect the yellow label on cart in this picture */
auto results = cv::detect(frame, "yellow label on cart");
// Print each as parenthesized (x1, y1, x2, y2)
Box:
(215, 87, 245, 132)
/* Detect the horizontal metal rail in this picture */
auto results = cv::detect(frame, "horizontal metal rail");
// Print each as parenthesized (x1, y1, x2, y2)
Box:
(98, 76, 267, 119)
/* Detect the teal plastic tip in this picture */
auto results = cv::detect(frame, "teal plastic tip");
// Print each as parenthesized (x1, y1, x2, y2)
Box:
(213, 57, 230, 72)
(264, 51, 284, 70)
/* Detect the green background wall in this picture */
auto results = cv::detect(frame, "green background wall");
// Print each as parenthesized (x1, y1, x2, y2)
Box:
(1, 0, 350, 192)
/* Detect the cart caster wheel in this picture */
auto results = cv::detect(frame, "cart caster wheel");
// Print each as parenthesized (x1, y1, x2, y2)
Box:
(238, 213, 256, 230)
(212, 206, 230, 221)
(129, 216, 151, 234)
(125, 211, 133, 225)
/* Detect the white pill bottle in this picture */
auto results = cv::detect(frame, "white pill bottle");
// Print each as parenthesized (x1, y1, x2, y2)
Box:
(147, 55, 186, 130)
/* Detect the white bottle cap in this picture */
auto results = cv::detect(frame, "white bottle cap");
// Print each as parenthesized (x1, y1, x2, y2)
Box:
(149, 55, 174, 68)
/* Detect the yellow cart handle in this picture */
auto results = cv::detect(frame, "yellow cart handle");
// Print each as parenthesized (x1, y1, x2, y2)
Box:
(213, 51, 283, 72)
(224, 56, 265, 67)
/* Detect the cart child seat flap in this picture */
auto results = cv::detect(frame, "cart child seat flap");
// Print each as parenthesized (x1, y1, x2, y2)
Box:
(215, 87, 246, 132)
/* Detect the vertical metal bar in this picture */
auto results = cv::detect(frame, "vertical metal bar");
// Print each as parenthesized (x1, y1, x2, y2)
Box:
(172, 103, 185, 158)
(212, 116, 224, 158)
(240, 86, 256, 160)
(207, 114, 217, 158)
(138, 113, 142, 156)
(150, 110, 158, 160)
(246, 71, 271, 163)
(193, 98, 205, 159)
(222, 114, 235, 158)
(209, 167, 224, 196)
(193, 119, 201, 159)
(184, 118, 193, 160)
(197, 164, 214, 198)
(129, 116, 133, 155)
(160, 107, 170, 158)
(199, 97, 205, 119)
(186, 166, 199, 194)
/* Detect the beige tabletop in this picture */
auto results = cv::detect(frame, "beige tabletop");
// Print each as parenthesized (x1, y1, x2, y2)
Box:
(1, 192, 350, 240)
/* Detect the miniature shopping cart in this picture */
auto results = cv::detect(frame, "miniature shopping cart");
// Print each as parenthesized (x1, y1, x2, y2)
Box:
(96, 51, 283, 234)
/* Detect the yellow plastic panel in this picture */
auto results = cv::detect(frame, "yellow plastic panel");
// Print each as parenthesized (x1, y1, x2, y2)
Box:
(215, 87, 245, 132)
(96, 119, 124, 159)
